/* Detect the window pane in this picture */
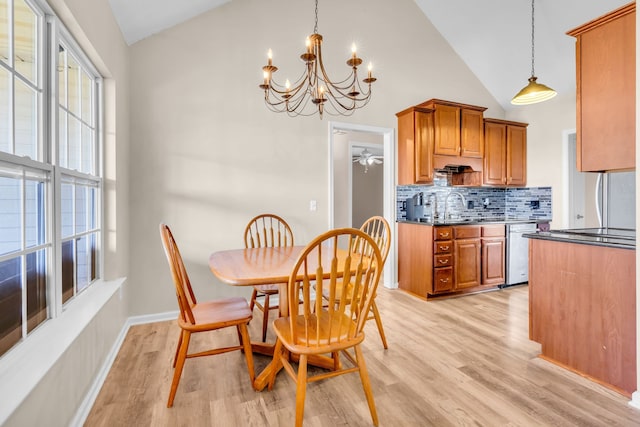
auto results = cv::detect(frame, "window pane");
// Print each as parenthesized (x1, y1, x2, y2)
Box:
(14, 77, 36, 159)
(90, 233, 97, 281)
(25, 179, 44, 247)
(67, 114, 80, 170)
(67, 54, 79, 116)
(61, 239, 73, 303)
(58, 111, 67, 167)
(0, 0, 8, 66)
(61, 181, 72, 237)
(75, 184, 86, 234)
(81, 123, 92, 174)
(0, 257, 22, 356)
(76, 235, 88, 292)
(89, 186, 96, 229)
(0, 176, 21, 255)
(0, 66, 10, 153)
(14, 0, 37, 84)
(81, 70, 91, 124)
(58, 45, 66, 107)
(26, 249, 47, 333)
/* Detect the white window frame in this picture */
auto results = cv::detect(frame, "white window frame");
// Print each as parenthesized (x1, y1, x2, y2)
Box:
(0, 0, 104, 355)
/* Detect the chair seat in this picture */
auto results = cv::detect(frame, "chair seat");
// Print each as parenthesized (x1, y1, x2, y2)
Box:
(272, 310, 363, 354)
(179, 297, 252, 331)
(254, 283, 280, 294)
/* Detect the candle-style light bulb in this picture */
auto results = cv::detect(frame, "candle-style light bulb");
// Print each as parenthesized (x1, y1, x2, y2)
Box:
(306, 37, 312, 54)
(285, 79, 291, 91)
(351, 43, 357, 59)
(368, 62, 373, 78)
(267, 49, 273, 66)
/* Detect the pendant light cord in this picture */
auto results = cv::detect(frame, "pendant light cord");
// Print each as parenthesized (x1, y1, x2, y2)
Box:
(530, 0, 535, 77)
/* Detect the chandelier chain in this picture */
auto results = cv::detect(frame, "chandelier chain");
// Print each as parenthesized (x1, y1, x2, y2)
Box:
(314, 0, 318, 34)
(530, 0, 535, 77)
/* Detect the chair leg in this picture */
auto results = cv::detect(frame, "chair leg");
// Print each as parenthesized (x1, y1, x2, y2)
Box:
(294, 354, 308, 427)
(370, 301, 388, 349)
(172, 330, 183, 368)
(167, 329, 191, 408)
(261, 294, 270, 342)
(250, 288, 258, 312)
(238, 322, 256, 387)
(354, 344, 378, 426)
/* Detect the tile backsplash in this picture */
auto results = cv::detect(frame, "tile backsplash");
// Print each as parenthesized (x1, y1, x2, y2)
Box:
(397, 185, 552, 222)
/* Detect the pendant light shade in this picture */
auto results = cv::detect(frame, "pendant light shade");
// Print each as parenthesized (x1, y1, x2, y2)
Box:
(511, 0, 556, 105)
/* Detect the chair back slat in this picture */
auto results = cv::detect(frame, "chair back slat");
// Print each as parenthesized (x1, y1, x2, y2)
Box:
(359, 216, 391, 264)
(244, 213, 294, 249)
(159, 224, 197, 325)
(287, 228, 382, 350)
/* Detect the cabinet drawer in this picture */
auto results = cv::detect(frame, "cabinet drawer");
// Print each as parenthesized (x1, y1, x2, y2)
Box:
(454, 225, 481, 239)
(434, 240, 453, 254)
(481, 224, 505, 237)
(433, 267, 453, 293)
(434, 227, 453, 240)
(434, 254, 453, 267)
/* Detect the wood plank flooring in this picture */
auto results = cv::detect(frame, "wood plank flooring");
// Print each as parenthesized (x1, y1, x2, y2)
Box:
(84, 285, 640, 426)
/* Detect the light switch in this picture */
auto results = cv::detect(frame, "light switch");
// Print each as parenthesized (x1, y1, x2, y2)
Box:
(309, 200, 317, 211)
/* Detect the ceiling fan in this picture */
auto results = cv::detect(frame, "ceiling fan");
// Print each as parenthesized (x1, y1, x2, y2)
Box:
(352, 148, 383, 172)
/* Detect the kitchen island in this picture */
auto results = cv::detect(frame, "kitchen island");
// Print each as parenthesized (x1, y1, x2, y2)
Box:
(525, 228, 636, 396)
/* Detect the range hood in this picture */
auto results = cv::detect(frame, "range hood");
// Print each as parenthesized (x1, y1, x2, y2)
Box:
(435, 164, 472, 174)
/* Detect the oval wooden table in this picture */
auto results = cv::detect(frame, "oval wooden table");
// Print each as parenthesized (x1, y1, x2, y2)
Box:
(209, 244, 358, 390)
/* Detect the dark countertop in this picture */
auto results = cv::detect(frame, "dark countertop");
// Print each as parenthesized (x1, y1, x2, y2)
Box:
(524, 227, 636, 250)
(397, 218, 549, 226)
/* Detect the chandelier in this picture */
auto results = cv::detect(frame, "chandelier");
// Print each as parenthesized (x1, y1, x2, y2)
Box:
(511, 0, 556, 105)
(258, 0, 376, 118)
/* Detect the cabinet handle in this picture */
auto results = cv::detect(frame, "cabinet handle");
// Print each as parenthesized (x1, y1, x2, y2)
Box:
(439, 232, 450, 238)
(440, 245, 449, 251)
(438, 259, 448, 264)
(440, 278, 449, 283)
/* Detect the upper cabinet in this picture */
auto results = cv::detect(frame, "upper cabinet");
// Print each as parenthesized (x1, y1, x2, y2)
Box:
(567, 2, 635, 172)
(396, 106, 435, 185)
(483, 119, 528, 187)
(420, 99, 486, 159)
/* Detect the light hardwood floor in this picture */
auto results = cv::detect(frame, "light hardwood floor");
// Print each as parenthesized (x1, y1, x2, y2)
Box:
(85, 285, 640, 426)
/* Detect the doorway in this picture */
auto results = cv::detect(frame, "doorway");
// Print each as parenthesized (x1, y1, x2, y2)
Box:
(328, 121, 396, 289)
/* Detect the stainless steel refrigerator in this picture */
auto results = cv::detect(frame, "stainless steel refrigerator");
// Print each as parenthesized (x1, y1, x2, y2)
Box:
(597, 171, 635, 229)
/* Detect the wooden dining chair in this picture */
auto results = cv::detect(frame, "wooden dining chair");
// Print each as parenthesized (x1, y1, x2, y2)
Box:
(320, 216, 392, 348)
(159, 223, 255, 407)
(268, 228, 383, 427)
(244, 213, 294, 342)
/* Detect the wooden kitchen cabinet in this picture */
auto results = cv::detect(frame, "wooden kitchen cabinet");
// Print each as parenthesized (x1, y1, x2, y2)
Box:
(567, 3, 635, 172)
(432, 226, 453, 293)
(453, 226, 481, 289)
(421, 99, 486, 158)
(398, 222, 433, 297)
(481, 225, 505, 286)
(396, 106, 435, 184)
(483, 118, 527, 186)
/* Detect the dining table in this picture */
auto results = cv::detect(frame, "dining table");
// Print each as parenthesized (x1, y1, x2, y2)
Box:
(209, 243, 361, 391)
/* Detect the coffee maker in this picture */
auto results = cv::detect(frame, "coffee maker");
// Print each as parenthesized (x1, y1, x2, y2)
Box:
(405, 192, 431, 222)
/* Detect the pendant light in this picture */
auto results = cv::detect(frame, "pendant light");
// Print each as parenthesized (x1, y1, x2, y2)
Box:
(511, 0, 556, 105)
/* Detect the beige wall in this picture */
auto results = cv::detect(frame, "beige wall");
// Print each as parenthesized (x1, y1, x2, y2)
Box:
(4, 0, 130, 425)
(127, 0, 504, 315)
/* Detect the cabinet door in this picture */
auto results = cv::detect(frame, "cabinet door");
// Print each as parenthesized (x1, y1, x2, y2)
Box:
(454, 238, 481, 289)
(414, 111, 434, 183)
(433, 267, 454, 293)
(398, 223, 433, 297)
(483, 121, 507, 185)
(506, 125, 527, 186)
(396, 110, 416, 185)
(482, 238, 505, 285)
(460, 109, 484, 158)
(433, 104, 460, 156)
(572, 6, 635, 171)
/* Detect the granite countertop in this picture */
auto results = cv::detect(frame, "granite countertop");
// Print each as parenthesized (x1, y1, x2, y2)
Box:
(397, 218, 549, 226)
(523, 227, 636, 250)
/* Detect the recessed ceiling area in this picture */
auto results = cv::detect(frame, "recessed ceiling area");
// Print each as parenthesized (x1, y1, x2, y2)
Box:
(108, 0, 632, 109)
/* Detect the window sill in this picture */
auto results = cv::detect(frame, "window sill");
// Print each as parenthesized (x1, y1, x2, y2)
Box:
(0, 277, 125, 425)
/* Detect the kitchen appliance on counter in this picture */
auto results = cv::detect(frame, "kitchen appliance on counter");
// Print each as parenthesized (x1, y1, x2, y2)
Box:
(504, 222, 538, 287)
(405, 192, 432, 222)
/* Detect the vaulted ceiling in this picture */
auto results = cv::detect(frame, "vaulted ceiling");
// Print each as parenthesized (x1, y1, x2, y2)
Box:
(107, 0, 632, 110)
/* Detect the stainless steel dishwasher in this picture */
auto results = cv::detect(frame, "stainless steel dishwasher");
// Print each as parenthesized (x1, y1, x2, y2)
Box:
(504, 223, 537, 286)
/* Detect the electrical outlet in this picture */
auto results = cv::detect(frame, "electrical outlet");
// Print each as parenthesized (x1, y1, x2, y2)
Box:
(467, 200, 474, 209)
(309, 200, 317, 211)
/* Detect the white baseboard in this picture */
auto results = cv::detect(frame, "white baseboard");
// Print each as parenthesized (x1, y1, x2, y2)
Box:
(630, 391, 640, 410)
(69, 310, 178, 427)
